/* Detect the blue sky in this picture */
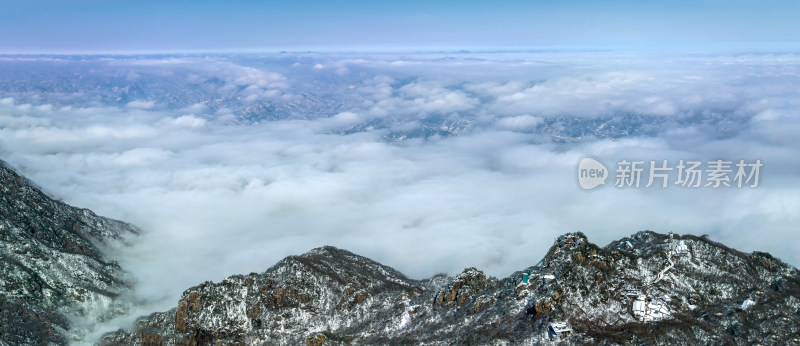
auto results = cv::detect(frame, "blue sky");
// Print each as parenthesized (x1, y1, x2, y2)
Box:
(2, 0, 800, 53)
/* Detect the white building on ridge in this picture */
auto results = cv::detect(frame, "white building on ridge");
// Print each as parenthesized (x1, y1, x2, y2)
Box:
(675, 240, 690, 256)
(548, 322, 572, 340)
(632, 295, 672, 322)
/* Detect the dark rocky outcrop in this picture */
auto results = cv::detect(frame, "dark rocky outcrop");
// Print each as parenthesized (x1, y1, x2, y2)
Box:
(0, 161, 138, 344)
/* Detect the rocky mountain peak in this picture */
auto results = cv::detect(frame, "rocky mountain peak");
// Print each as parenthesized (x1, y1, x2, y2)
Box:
(277, 245, 419, 287)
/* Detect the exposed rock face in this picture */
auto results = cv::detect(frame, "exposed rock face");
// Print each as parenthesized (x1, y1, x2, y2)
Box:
(103, 232, 800, 345)
(0, 295, 68, 345)
(0, 161, 138, 344)
(435, 268, 487, 307)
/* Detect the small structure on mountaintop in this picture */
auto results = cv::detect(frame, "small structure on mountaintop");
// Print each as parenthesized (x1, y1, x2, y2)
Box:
(617, 240, 634, 251)
(622, 288, 641, 297)
(632, 295, 672, 322)
(548, 321, 572, 340)
(675, 240, 690, 256)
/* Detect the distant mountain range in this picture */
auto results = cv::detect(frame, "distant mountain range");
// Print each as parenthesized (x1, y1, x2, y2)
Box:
(1, 160, 798, 345)
(0, 56, 747, 143)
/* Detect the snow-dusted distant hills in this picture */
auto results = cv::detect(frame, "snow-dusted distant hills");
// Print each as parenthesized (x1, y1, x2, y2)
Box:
(0, 53, 756, 142)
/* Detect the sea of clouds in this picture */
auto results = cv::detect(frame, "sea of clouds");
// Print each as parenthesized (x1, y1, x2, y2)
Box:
(0, 51, 799, 333)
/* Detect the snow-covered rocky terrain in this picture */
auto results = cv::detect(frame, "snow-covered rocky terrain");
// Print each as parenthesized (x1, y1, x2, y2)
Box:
(101, 233, 800, 345)
(0, 160, 138, 344)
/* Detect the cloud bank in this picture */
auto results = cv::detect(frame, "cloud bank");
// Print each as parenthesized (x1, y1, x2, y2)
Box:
(0, 51, 799, 335)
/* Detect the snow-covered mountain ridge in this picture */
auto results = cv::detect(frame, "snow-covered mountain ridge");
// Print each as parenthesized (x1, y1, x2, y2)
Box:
(102, 233, 800, 345)
(0, 161, 138, 344)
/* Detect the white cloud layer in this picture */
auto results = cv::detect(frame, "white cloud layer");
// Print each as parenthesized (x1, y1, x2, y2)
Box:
(1, 51, 799, 335)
